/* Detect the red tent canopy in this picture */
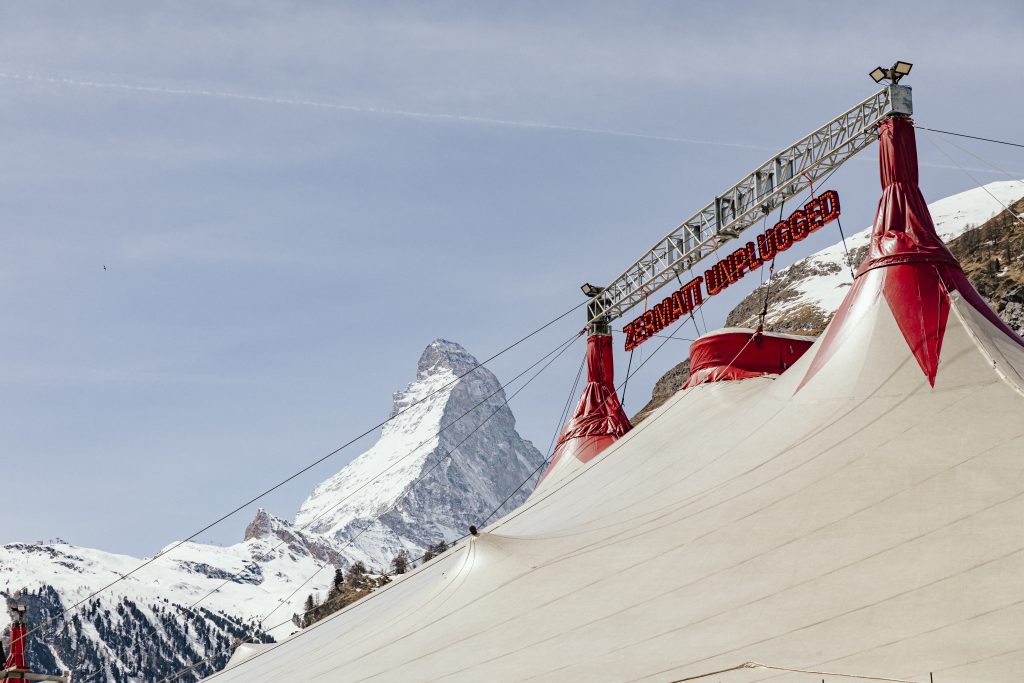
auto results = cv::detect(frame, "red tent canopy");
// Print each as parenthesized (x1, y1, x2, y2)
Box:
(684, 329, 815, 389)
(3, 622, 27, 682)
(540, 334, 631, 482)
(801, 116, 1024, 390)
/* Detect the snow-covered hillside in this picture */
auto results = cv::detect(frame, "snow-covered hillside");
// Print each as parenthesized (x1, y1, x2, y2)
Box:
(727, 180, 1024, 333)
(0, 339, 544, 681)
(0, 536, 321, 681)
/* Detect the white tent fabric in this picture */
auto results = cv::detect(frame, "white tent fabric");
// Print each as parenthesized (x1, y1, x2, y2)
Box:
(205, 269, 1024, 681)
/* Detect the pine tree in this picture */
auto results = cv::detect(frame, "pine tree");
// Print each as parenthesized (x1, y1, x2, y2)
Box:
(421, 539, 448, 565)
(391, 551, 410, 575)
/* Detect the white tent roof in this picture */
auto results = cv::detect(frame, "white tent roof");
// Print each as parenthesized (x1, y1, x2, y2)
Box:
(205, 116, 1024, 681)
(205, 275, 1024, 682)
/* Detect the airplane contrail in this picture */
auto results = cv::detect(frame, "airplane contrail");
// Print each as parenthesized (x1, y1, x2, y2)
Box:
(0, 71, 774, 152)
(0, 71, 1018, 177)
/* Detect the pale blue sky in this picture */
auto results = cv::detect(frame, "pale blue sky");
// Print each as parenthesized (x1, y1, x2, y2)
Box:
(2, 1, 1022, 555)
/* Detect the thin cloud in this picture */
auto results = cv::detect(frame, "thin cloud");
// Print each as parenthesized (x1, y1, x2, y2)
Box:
(0, 71, 774, 152)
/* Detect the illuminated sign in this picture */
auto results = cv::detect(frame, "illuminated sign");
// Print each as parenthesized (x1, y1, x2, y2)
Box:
(623, 190, 840, 351)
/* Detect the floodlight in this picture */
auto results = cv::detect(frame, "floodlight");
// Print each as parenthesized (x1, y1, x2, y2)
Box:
(869, 67, 887, 83)
(580, 282, 604, 297)
(893, 61, 913, 76)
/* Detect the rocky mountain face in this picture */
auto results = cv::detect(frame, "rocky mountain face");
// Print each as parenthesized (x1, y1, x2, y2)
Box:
(0, 339, 544, 682)
(633, 180, 1024, 421)
(292, 339, 546, 569)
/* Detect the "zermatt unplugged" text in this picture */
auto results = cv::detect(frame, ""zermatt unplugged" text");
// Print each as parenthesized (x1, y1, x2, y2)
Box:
(623, 190, 841, 351)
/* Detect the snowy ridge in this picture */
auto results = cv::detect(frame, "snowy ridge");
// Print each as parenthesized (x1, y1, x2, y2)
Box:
(0, 537, 326, 680)
(729, 180, 1024, 331)
(1, 536, 331, 640)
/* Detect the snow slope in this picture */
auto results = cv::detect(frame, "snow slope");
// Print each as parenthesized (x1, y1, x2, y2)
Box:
(728, 180, 1024, 332)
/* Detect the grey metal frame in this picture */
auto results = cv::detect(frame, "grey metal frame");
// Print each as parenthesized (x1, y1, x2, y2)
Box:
(588, 84, 912, 324)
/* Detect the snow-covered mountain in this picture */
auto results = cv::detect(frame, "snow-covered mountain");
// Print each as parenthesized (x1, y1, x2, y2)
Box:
(0, 339, 544, 681)
(293, 339, 545, 569)
(727, 179, 1024, 334)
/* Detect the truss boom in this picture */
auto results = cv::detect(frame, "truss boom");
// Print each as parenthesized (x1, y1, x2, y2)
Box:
(589, 84, 912, 323)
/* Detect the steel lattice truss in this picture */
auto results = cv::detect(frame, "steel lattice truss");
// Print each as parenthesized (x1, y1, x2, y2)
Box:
(590, 84, 912, 323)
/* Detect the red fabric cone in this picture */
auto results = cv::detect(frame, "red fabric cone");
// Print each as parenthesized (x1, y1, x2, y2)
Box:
(540, 335, 631, 482)
(800, 116, 1024, 391)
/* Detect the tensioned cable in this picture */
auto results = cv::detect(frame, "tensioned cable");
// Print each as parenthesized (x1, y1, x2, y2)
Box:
(481, 456, 551, 528)
(161, 332, 584, 683)
(758, 197, 787, 329)
(178, 329, 584, 618)
(543, 354, 587, 461)
(665, 660, 917, 682)
(484, 349, 590, 527)
(836, 213, 857, 280)
(676, 268, 708, 337)
(921, 130, 1024, 233)
(614, 329, 695, 343)
(927, 129, 1024, 185)
(489, 281, 759, 537)
(756, 210, 770, 290)
(755, 160, 849, 326)
(620, 348, 635, 405)
(915, 125, 1024, 150)
(21, 297, 589, 644)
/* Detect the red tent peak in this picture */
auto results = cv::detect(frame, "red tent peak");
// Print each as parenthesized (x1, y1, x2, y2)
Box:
(539, 334, 631, 483)
(857, 117, 958, 277)
(799, 116, 1024, 391)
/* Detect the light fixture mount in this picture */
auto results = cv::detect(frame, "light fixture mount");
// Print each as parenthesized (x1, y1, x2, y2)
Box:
(869, 61, 913, 85)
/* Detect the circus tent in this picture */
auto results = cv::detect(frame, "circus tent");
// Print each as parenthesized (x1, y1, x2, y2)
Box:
(204, 119, 1024, 683)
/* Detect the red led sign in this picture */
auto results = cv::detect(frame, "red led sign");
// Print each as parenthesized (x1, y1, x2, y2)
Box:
(623, 190, 840, 351)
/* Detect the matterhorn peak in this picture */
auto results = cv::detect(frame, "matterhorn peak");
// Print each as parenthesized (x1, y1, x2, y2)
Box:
(416, 338, 480, 379)
(295, 338, 544, 568)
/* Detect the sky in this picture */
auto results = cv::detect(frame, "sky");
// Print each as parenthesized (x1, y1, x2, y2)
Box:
(2, 1, 1023, 557)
